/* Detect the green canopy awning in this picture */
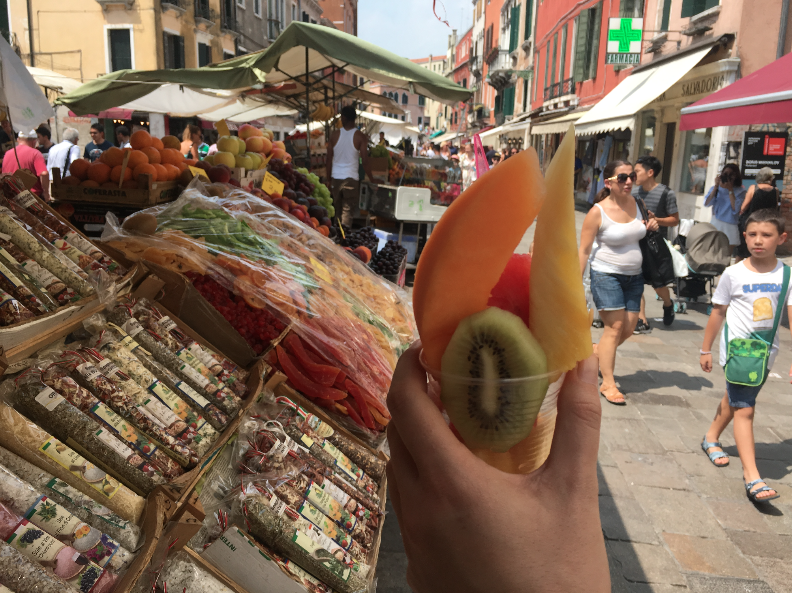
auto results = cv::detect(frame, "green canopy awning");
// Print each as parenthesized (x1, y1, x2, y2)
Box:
(429, 129, 445, 138)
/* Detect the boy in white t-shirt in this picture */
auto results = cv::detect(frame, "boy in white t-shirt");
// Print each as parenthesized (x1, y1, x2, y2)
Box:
(699, 209, 792, 503)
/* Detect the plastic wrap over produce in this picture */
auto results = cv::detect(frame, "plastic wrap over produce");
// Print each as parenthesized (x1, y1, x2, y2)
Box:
(102, 185, 416, 442)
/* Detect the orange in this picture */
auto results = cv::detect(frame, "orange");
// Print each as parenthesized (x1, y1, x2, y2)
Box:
(61, 176, 81, 186)
(121, 180, 139, 189)
(69, 159, 90, 180)
(86, 162, 112, 185)
(150, 136, 164, 150)
(141, 146, 161, 164)
(185, 158, 198, 166)
(161, 135, 181, 150)
(110, 165, 132, 183)
(126, 150, 148, 170)
(80, 180, 100, 187)
(130, 130, 152, 150)
(160, 148, 183, 166)
(175, 161, 188, 173)
(99, 147, 124, 168)
(162, 163, 180, 181)
(101, 182, 117, 189)
(133, 163, 158, 182)
(152, 164, 168, 182)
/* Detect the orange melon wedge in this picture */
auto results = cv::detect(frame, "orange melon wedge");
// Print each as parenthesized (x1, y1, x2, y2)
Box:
(413, 148, 547, 371)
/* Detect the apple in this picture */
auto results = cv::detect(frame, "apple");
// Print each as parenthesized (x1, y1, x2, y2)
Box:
(271, 147, 287, 160)
(236, 137, 246, 154)
(262, 129, 274, 141)
(273, 140, 286, 151)
(273, 198, 291, 211)
(216, 136, 239, 155)
(238, 124, 260, 140)
(260, 137, 273, 155)
(213, 151, 236, 168)
(245, 137, 265, 153)
(235, 154, 254, 170)
(202, 154, 215, 166)
(246, 152, 263, 169)
(208, 166, 231, 183)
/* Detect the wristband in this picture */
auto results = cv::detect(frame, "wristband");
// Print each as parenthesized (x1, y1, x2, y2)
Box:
(700, 350, 711, 355)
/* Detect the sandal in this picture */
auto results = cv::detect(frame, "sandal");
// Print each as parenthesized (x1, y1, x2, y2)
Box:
(600, 387, 626, 405)
(701, 437, 729, 467)
(745, 478, 780, 503)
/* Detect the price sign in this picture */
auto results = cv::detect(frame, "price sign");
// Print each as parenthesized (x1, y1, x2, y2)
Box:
(189, 166, 209, 180)
(216, 119, 230, 138)
(261, 172, 285, 196)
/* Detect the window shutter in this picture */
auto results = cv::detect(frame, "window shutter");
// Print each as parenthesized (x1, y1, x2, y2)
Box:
(503, 86, 515, 116)
(177, 36, 185, 69)
(681, 0, 716, 18)
(544, 41, 550, 93)
(551, 32, 557, 84)
(510, 5, 520, 52)
(661, 0, 672, 31)
(524, 0, 533, 40)
(559, 24, 568, 82)
(588, 2, 601, 81)
(163, 33, 171, 69)
(573, 12, 588, 82)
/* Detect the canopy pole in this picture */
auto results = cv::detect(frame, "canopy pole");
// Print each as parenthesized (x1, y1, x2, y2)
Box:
(305, 46, 311, 169)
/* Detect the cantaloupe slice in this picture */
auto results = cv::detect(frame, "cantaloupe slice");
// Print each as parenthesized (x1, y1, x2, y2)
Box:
(413, 149, 546, 370)
(529, 126, 593, 373)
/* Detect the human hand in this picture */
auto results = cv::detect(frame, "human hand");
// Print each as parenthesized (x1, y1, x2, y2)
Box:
(700, 353, 712, 373)
(386, 344, 609, 593)
(645, 218, 660, 232)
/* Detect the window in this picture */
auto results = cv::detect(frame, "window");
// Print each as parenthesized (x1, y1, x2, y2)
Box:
(292, 2, 296, 21)
(163, 32, 185, 69)
(524, 0, 533, 40)
(619, 0, 643, 17)
(544, 41, 549, 93)
(418, 116, 423, 125)
(108, 28, 133, 72)
(508, 4, 520, 52)
(638, 113, 656, 157)
(197, 42, 212, 67)
(462, 77, 467, 88)
(573, 2, 601, 83)
(680, 127, 712, 194)
(550, 33, 557, 85)
(401, 115, 405, 121)
(273, 131, 281, 141)
(660, 0, 672, 31)
(681, 0, 719, 18)
(502, 86, 515, 116)
(402, 93, 408, 104)
(224, 50, 235, 60)
(418, 95, 426, 106)
(559, 24, 567, 81)
(254, 0, 261, 17)
(237, 0, 245, 6)
(522, 77, 529, 111)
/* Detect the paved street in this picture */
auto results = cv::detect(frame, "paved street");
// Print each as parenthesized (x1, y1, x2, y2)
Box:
(378, 209, 792, 592)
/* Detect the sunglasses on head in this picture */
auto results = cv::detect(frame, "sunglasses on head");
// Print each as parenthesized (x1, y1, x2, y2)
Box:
(607, 172, 637, 184)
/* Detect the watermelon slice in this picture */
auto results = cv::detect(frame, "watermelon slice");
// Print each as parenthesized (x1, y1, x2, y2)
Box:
(487, 253, 531, 328)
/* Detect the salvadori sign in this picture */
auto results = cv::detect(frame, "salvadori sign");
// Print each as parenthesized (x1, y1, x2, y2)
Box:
(605, 18, 643, 65)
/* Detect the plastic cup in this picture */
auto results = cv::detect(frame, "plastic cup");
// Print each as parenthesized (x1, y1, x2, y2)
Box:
(420, 349, 565, 474)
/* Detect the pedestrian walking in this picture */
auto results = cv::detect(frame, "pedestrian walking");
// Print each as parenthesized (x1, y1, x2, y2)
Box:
(704, 163, 746, 249)
(2, 130, 50, 200)
(699, 208, 791, 503)
(460, 142, 477, 191)
(632, 155, 680, 333)
(83, 123, 113, 162)
(115, 125, 131, 149)
(579, 161, 658, 405)
(47, 128, 81, 180)
(326, 105, 373, 227)
(35, 125, 54, 163)
(737, 167, 780, 259)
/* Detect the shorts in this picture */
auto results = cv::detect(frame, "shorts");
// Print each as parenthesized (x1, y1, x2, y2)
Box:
(726, 380, 764, 408)
(710, 217, 741, 246)
(590, 268, 644, 312)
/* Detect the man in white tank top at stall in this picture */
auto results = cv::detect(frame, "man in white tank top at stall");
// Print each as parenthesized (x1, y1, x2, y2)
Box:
(327, 106, 374, 227)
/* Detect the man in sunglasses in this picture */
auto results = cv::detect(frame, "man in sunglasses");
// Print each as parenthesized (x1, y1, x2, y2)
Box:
(632, 155, 679, 332)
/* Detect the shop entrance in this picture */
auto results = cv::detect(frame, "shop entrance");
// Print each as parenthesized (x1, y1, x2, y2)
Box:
(662, 122, 676, 187)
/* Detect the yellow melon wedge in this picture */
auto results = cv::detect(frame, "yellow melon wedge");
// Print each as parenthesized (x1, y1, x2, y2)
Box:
(414, 148, 546, 371)
(529, 125, 593, 374)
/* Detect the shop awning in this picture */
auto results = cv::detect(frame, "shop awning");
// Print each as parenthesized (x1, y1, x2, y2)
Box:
(200, 100, 298, 122)
(530, 111, 583, 135)
(433, 131, 463, 143)
(429, 129, 445, 139)
(679, 51, 792, 130)
(574, 45, 714, 136)
(27, 67, 83, 94)
(478, 125, 504, 141)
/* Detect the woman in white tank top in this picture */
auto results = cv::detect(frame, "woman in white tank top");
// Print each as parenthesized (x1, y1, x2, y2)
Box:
(578, 161, 658, 405)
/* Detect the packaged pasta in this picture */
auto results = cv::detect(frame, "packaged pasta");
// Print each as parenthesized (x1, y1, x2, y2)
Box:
(0, 288, 34, 326)
(1, 540, 78, 593)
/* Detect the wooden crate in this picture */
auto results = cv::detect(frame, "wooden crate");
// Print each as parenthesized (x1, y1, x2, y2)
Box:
(51, 168, 181, 206)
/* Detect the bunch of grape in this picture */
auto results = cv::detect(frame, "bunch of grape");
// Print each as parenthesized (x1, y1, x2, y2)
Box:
(340, 227, 378, 251)
(370, 241, 407, 276)
(297, 167, 335, 218)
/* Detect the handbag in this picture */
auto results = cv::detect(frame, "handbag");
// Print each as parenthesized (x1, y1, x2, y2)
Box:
(724, 264, 790, 387)
(636, 195, 675, 288)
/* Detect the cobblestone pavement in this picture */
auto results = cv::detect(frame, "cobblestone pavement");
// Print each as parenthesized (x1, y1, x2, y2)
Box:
(377, 210, 792, 592)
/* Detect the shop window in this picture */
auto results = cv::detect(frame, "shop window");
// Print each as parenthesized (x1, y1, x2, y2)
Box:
(197, 42, 212, 67)
(302, 11, 309, 22)
(273, 131, 280, 141)
(681, 0, 719, 18)
(680, 127, 712, 194)
(163, 33, 185, 69)
(544, 41, 549, 94)
(660, 0, 672, 31)
(638, 113, 656, 157)
(108, 28, 133, 72)
(524, 0, 533, 40)
(573, 2, 601, 83)
(619, 0, 643, 17)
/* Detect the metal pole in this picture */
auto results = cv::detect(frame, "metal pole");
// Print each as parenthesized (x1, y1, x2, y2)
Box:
(778, 0, 790, 59)
(305, 46, 311, 169)
(26, 0, 35, 66)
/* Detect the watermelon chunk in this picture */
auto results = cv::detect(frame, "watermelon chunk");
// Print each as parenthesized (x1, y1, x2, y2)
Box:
(487, 253, 531, 328)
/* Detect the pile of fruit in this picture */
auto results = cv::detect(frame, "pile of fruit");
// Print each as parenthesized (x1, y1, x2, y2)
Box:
(260, 159, 334, 237)
(369, 241, 407, 277)
(340, 227, 378, 252)
(203, 123, 289, 171)
(296, 167, 334, 218)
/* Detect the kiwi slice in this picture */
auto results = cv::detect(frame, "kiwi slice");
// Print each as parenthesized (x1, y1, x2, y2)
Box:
(441, 307, 549, 452)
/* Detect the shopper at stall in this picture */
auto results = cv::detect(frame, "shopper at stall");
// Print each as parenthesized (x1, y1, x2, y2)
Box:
(579, 161, 657, 405)
(115, 126, 131, 148)
(460, 142, 477, 191)
(47, 128, 81, 182)
(439, 142, 451, 160)
(704, 163, 747, 249)
(181, 124, 209, 160)
(491, 152, 501, 166)
(632, 155, 679, 333)
(327, 105, 373, 227)
(84, 123, 113, 162)
(737, 167, 780, 259)
(35, 125, 54, 163)
(378, 132, 388, 147)
(386, 343, 609, 593)
(2, 130, 50, 200)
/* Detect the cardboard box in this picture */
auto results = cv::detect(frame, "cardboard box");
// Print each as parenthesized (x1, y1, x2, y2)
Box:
(229, 167, 267, 187)
(51, 169, 181, 206)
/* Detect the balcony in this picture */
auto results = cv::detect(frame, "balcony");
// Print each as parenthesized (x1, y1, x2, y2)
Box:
(161, 0, 186, 14)
(543, 78, 575, 102)
(194, 0, 215, 28)
(469, 54, 482, 76)
(487, 49, 514, 91)
(96, 0, 135, 8)
(220, 2, 240, 35)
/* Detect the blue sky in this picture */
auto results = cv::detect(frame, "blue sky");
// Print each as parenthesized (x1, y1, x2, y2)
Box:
(359, 0, 474, 60)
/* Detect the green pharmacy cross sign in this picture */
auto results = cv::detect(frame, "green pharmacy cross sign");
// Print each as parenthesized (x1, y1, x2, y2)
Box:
(606, 17, 643, 65)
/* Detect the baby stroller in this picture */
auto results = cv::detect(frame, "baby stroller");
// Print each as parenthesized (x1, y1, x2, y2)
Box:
(673, 222, 731, 314)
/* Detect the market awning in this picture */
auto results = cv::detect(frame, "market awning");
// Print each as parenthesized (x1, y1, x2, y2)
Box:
(433, 131, 462, 143)
(200, 100, 298, 122)
(477, 125, 504, 141)
(574, 45, 715, 136)
(429, 129, 445, 139)
(680, 51, 792, 130)
(530, 111, 583, 135)
(27, 67, 82, 94)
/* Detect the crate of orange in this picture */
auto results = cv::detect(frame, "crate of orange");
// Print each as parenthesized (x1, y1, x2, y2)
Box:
(51, 130, 185, 206)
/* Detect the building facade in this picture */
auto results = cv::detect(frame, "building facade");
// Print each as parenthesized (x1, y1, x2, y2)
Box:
(412, 55, 447, 133)
(450, 27, 473, 134)
(317, 0, 355, 35)
(469, 0, 487, 130)
(367, 81, 424, 126)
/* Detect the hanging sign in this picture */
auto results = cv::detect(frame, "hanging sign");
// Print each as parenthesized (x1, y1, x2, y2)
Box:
(605, 18, 643, 65)
(741, 132, 787, 181)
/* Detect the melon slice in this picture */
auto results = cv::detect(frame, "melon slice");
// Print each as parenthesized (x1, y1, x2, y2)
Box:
(529, 125, 593, 373)
(413, 149, 546, 370)
(488, 253, 531, 328)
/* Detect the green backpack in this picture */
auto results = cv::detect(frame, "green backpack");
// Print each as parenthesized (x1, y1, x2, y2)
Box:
(724, 264, 790, 387)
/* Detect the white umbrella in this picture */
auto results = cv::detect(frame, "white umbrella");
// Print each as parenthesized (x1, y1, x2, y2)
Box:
(0, 36, 54, 132)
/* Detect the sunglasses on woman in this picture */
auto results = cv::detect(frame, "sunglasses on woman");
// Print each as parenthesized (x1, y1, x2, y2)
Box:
(606, 172, 637, 184)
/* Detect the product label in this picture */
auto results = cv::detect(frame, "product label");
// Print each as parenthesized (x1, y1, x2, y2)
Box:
(187, 343, 222, 372)
(0, 584, 13, 593)
(7, 520, 106, 592)
(142, 397, 180, 428)
(35, 387, 65, 411)
(39, 438, 121, 500)
(269, 495, 287, 516)
(0, 289, 14, 307)
(292, 529, 350, 582)
(133, 403, 166, 430)
(268, 439, 290, 460)
(94, 428, 136, 460)
(15, 190, 38, 209)
(158, 316, 178, 332)
(149, 381, 205, 431)
(178, 363, 210, 389)
(284, 561, 329, 590)
(322, 441, 364, 482)
(24, 496, 120, 568)
(320, 480, 350, 507)
(176, 381, 211, 409)
(20, 259, 59, 287)
(121, 318, 143, 338)
(90, 402, 159, 458)
(96, 359, 121, 378)
(62, 232, 96, 256)
(52, 239, 84, 265)
(298, 501, 351, 548)
(76, 362, 102, 384)
(120, 335, 141, 351)
(45, 479, 129, 530)
(300, 434, 315, 449)
(305, 483, 356, 531)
